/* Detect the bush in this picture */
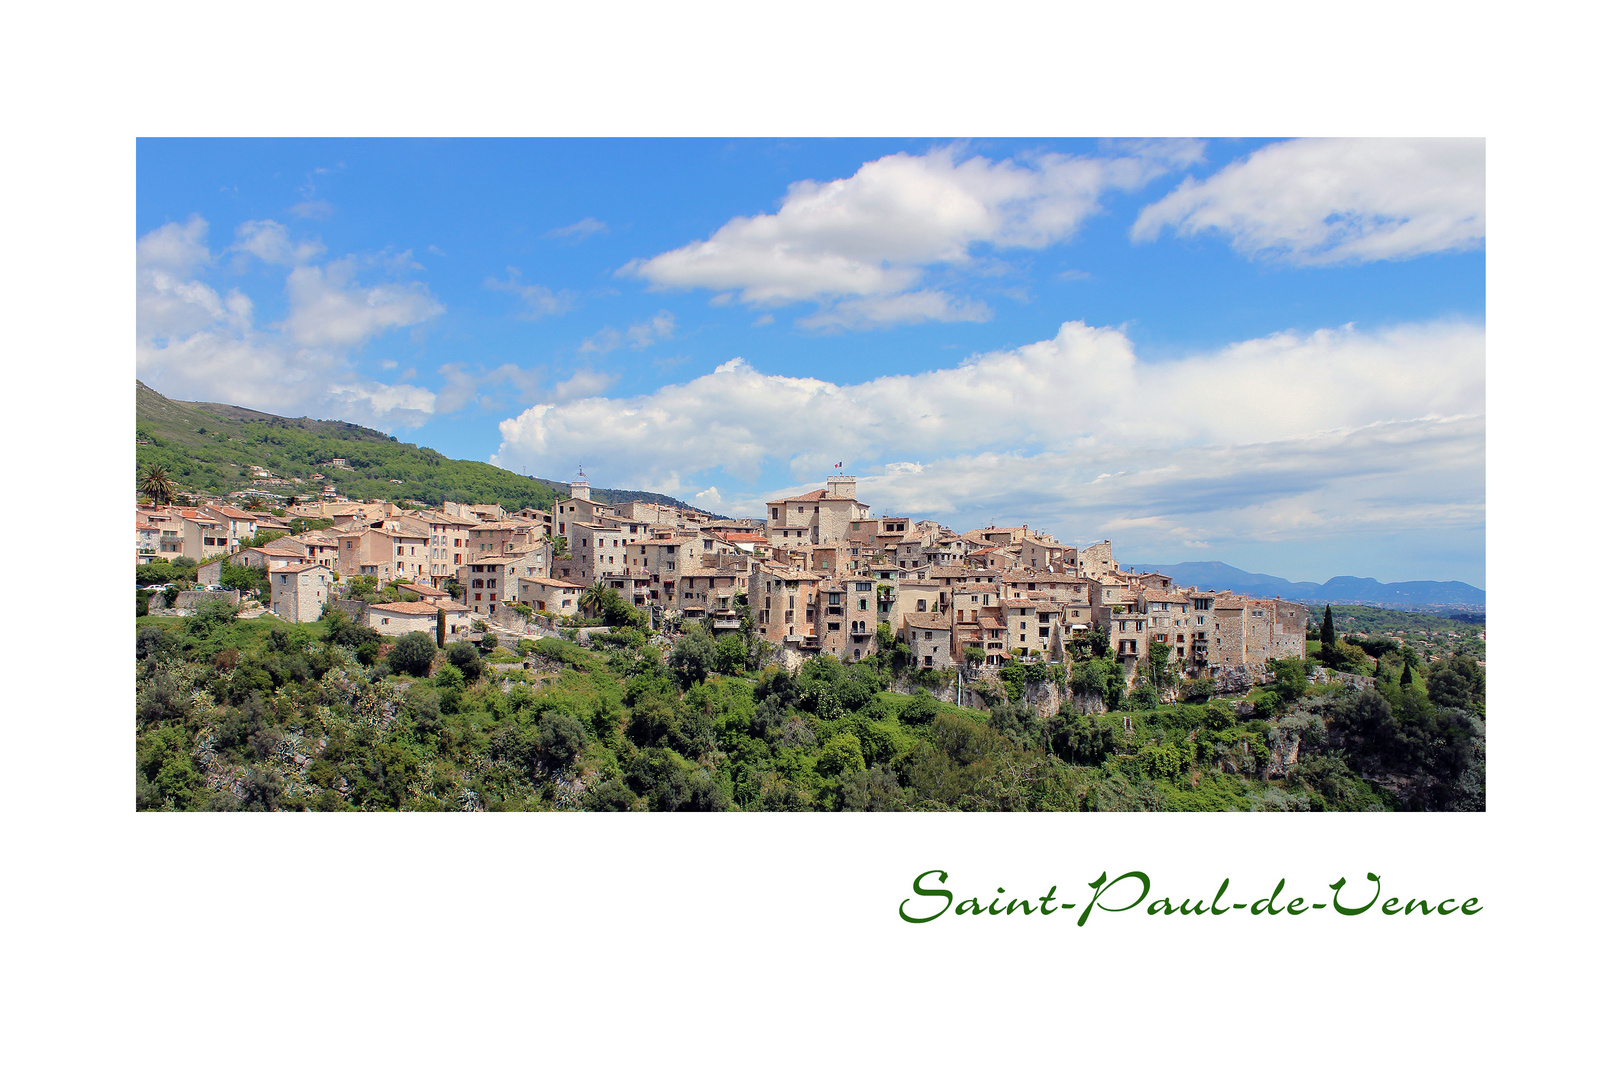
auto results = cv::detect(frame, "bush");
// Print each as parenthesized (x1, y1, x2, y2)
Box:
(479, 632, 499, 654)
(669, 631, 718, 690)
(898, 693, 939, 727)
(386, 632, 437, 677)
(445, 641, 482, 681)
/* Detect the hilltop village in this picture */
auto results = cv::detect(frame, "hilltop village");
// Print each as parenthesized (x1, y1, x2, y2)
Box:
(139, 470, 1306, 691)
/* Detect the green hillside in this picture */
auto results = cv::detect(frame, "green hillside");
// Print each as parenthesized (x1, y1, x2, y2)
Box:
(135, 380, 714, 514)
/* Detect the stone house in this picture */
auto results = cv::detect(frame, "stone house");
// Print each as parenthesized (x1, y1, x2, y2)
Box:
(764, 475, 871, 550)
(269, 564, 331, 624)
(1001, 599, 1063, 661)
(178, 509, 234, 562)
(674, 571, 745, 619)
(904, 612, 955, 669)
(746, 566, 821, 645)
(1206, 596, 1308, 670)
(459, 549, 550, 618)
(366, 600, 473, 637)
(516, 575, 586, 617)
(203, 503, 259, 548)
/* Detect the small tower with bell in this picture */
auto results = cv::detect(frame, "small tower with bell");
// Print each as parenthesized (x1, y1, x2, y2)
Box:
(569, 466, 592, 503)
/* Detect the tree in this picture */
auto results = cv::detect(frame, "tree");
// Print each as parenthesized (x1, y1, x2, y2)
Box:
(1400, 660, 1414, 688)
(533, 711, 587, 771)
(715, 632, 748, 676)
(1000, 659, 1027, 701)
(552, 534, 570, 559)
(480, 632, 499, 654)
(669, 631, 718, 689)
(1268, 656, 1309, 702)
(1145, 639, 1172, 692)
(818, 732, 865, 776)
(386, 631, 437, 677)
(436, 607, 447, 649)
(582, 581, 612, 618)
(1427, 655, 1485, 713)
(141, 464, 177, 508)
(446, 641, 482, 681)
(898, 693, 938, 726)
(1320, 605, 1337, 649)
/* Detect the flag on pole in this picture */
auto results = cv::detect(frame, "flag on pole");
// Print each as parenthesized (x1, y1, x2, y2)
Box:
(834, 461, 842, 469)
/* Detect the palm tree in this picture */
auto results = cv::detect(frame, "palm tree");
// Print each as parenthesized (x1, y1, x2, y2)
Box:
(582, 581, 612, 618)
(141, 464, 177, 508)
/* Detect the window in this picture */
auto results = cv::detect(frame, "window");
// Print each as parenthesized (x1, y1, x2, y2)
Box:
(917, 600, 926, 612)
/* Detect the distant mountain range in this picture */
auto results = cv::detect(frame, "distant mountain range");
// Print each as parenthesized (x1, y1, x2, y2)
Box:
(1128, 560, 1485, 611)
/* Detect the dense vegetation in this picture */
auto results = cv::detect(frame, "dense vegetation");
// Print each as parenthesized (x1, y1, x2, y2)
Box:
(136, 601, 1484, 812)
(1308, 604, 1485, 664)
(136, 380, 713, 514)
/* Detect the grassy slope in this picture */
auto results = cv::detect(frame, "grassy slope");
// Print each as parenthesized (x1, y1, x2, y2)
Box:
(135, 380, 715, 514)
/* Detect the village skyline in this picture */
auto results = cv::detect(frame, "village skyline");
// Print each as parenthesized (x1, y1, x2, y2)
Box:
(137, 138, 1485, 587)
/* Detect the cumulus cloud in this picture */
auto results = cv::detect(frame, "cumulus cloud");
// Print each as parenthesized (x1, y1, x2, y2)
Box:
(492, 318, 1483, 552)
(485, 267, 576, 319)
(1132, 138, 1485, 264)
(620, 144, 1187, 325)
(136, 216, 443, 430)
(233, 219, 325, 265)
(281, 256, 444, 348)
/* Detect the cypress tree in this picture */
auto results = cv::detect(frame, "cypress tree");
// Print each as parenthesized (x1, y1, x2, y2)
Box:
(437, 607, 447, 649)
(1320, 604, 1337, 648)
(1400, 660, 1413, 688)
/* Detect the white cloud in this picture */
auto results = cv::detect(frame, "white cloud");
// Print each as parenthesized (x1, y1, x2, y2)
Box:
(485, 267, 576, 319)
(620, 144, 1185, 325)
(547, 217, 609, 240)
(1132, 138, 1485, 264)
(233, 219, 325, 265)
(580, 310, 676, 354)
(136, 217, 443, 430)
(138, 215, 212, 275)
(798, 290, 992, 331)
(492, 318, 1483, 551)
(281, 256, 444, 348)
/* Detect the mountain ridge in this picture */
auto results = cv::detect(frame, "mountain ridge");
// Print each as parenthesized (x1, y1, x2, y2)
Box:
(1128, 559, 1484, 610)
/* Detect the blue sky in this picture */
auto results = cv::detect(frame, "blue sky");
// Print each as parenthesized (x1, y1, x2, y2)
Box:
(137, 138, 1484, 587)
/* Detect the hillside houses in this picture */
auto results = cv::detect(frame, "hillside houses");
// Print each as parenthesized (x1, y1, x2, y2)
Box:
(137, 469, 1303, 686)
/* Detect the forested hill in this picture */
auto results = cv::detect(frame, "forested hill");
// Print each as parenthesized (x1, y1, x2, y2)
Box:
(135, 381, 714, 514)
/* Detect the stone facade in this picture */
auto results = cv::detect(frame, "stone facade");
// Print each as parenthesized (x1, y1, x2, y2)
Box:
(269, 564, 330, 624)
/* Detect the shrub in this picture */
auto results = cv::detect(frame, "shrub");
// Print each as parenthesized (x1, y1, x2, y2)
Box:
(386, 632, 437, 677)
(445, 641, 483, 681)
(898, 693, 939, 727)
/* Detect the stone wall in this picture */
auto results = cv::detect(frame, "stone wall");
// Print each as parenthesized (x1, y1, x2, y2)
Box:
(171, 589, 242, 612)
